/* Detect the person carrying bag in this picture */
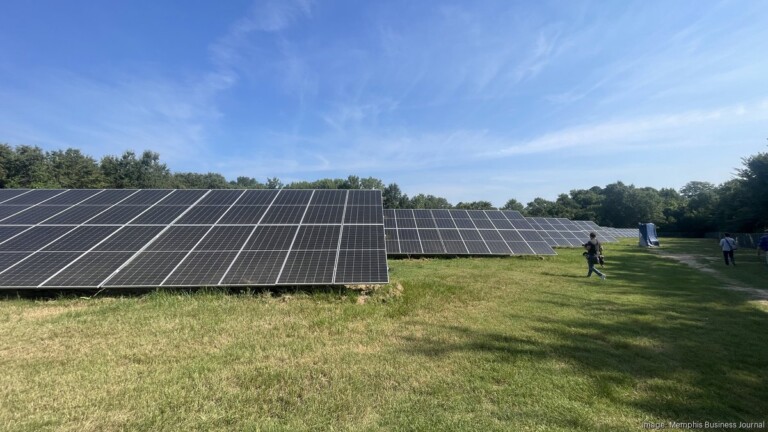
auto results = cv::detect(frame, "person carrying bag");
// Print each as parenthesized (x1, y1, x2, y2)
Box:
(719, 233, 738, 266)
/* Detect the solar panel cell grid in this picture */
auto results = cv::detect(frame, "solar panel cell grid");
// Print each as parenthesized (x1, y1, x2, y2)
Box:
(465, 241, 490, 254)
(194, 226, 254, 251)
(146, 226, 210, 251)
(278, 250, 336, 284)
(443, 241, 469, 254)
(42, 226, 120, 251)
(260, 205, 307, 224)
(451, 218, 474, 228)
(0, 252, 81, 287)
(0, 252, 31, 272)
(0, 226, 74, 251)
(490, 219, 514, 230)
(293, 225, 341, 250)
(102, 251, 188, 287)
(44, 189, 102, 205)
(93, 226, 165, 251)
(85, 205, 150, 225)
(163, 252, 238, 286)
(3, 189, 66, 205)
(80, 189, 137, 205)
(335, 250, 388, 283)
(0, 226, 28, 242)
(341, 225, 385, 249)
(507, 242, 534, 254)
(0, 206, 29, 220)
(218, 206, 268, 224)
(120, 190, 172, 205)
(0, 190, 29, 202)
(1, 206, 68, 224)
(197, 190, 244, 205)
(243, 225, 297, 250)
(434, 218, 456, 228)
(176, 206, 230, 224)
(221, 251, 287, 285)
(310, 190, 347, 205)
(415, 218, 437, 228)
(130, 205, 189, 224)
(344, 206, 383, 224)
(303, 205, 344, 224)
(418, 229, 441, 241)
(399, 241, 422, 254)
(156, 190, 207, 205)
(43, 205, 112, 225)
(396, 215, 416, 228)
(486, 241, 511, 254)
(347, 190, 382, 206)
(238, 190, 278, 205)
(43, 252, 134, 287)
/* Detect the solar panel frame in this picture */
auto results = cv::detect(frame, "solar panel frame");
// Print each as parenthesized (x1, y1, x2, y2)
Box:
(0, 189, 32, 203)
(2, 189, 68, 205)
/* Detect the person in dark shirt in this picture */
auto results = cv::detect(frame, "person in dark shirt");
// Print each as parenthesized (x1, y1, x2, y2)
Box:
(758, 231, 768, 265)
(583, 232, 606, 280)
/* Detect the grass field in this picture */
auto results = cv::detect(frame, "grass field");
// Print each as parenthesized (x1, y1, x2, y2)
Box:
(1, 238, 766, 431)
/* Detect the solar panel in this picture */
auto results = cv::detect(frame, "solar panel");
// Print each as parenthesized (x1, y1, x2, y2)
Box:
(0, 189, 388, 288)
(385, 209, 555, 256)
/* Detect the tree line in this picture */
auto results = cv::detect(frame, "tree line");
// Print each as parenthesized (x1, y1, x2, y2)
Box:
(1, 143, 766, 233)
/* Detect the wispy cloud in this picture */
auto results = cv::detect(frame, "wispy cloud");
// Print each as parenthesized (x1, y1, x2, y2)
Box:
(486, 101, 768, 157)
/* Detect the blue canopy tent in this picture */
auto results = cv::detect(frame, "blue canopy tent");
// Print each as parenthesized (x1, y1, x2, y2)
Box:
(638, 223, 660, 247)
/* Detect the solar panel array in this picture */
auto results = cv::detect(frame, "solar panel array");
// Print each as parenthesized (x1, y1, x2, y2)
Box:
(0, 189, 388, 288)
(384, 209, 556, 255)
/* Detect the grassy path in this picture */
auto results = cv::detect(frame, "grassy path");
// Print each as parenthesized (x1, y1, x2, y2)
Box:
(1, 239, 766, 431)
(652, 238, 768, 301)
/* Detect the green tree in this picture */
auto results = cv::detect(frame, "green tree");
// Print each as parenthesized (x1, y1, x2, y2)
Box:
(383, 183, 409, 209)
(101, 150, 172, 188)
(266, 177, 283, 189)
(0, 144, 14, 188)
(173, 172, 230, 189)
(49, 148, 106, 188)
(500, 198, 525, 213)
(360, 177, 385, 190)
(410, 194, 452, 209)
(7, 145, 56, 188)
(525, 197, 557, 217)
(455, 200, 493, 210)
(341, 175, 362, 189)
(677, 181, 719, 233)
(735, 150, 768, 230)
(231, 176, 264, 189)
(569, 187, 603, 221)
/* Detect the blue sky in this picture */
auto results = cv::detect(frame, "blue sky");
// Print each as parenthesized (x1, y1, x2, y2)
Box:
(1, 0, 767, 206)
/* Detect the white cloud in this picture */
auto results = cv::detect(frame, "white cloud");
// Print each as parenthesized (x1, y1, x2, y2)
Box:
(486, 101, 768, 157)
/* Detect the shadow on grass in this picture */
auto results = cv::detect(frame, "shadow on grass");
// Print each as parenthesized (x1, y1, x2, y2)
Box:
(0, 285, 364, 301)
(400, 245, 768, 423)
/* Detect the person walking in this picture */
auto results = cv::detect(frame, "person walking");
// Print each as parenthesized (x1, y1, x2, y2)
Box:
(719, 233, 738, 266)
(758, 231, 768, 265)
(584, 232, 606, 280)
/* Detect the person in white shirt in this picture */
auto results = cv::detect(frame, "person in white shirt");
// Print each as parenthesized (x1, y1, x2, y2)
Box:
(719, 233, 737, 266)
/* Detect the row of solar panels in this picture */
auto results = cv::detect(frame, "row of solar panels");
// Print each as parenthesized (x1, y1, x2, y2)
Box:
(0, 189, 387, 288)
(383, 209, 636, 255)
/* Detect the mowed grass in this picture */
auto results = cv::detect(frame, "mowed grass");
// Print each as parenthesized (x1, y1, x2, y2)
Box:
(656, 237, 768, 290)
(1, 239, 766, 431)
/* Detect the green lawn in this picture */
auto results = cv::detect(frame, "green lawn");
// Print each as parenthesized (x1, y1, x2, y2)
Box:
(1, 239, 766, 431)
